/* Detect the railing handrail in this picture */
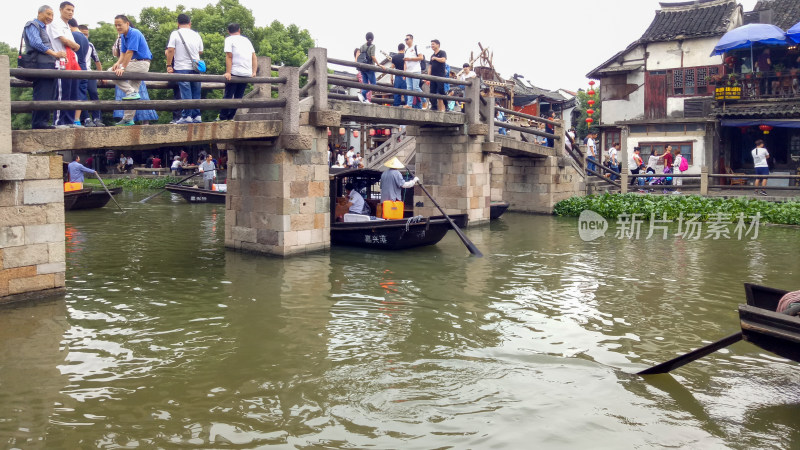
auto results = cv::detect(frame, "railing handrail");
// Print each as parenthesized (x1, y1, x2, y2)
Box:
(327, 57, 472, 86)
(9, 68, 286, 84)
(493, 120, 555, 140)
(329, 78, 469, 104)
(10, 98, 287, 113)
(495, 106, 561, 127)
(708, 173, 800, 179)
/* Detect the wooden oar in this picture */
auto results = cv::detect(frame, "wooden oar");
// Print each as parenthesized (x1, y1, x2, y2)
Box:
(139, 171, 201, 203)
(639, 305, 800, 375)
(94, 173, 124, 212)
(637, 332, 742, 375)
(400, 164, 483, 257)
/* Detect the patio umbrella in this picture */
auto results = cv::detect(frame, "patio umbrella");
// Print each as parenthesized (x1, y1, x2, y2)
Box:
(788, 21, 800, 43)
(710, 23, 788, 65)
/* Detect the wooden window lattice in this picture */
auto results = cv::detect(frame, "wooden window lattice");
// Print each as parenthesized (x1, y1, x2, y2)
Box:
(697, 68, 708, 87)
(673, 69, 684, 88)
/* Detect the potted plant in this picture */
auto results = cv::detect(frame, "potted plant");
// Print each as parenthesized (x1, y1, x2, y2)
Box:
(744, 72, 753, 80)
(774, 63, 785, 77)
(728, 73, 739, 86)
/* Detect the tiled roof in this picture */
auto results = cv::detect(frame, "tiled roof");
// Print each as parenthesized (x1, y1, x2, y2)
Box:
(712, 100, 800, 118)
(750, 0, 800, 29)
(640, 0, 738, 42)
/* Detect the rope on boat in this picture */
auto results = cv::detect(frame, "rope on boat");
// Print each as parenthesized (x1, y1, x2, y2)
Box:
(405, 215, 424, 231)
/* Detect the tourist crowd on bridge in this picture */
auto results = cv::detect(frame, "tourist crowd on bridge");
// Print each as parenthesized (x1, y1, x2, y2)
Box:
(19, 1, 560, 151)
(20, 2, 257, 129)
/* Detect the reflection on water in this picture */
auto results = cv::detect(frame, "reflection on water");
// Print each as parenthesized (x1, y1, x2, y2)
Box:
(0, 191, 799, 448)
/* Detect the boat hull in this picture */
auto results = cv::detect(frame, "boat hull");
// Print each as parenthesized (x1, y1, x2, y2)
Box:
(64, 187, 122, 210)
(165, 184, 226, 204)
(331, 214, 467, 250)
(740, 283, 800, 363)
(490, 201, 510, 220)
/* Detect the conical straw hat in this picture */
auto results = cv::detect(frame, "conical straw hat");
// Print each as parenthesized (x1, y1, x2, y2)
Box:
(384, 157, 405, 169)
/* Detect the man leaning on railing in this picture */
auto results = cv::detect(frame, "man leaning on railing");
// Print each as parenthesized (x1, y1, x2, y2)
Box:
(108, 15, 152, 126)
(18, 5, 66, 129)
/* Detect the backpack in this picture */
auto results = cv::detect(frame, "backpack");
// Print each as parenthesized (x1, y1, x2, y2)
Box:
(415, 45, 427, 72)
(357, 44, 373, 65)
(679, 156, 688, 172)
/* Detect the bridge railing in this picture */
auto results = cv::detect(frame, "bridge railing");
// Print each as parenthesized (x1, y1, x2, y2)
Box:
(326, 58, 475, 103)
(5, 62, 293, 129)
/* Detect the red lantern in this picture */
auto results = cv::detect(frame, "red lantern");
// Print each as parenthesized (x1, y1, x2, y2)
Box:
(384, 128, 391, 136)
(339, 128, 345, 135)
(759, 124, 773, 135)
(586, 109, 595, 116)
(587, 89, 596, 96)
(586, 118, 594, 124)
(327, 128, 331, 136)
(588, 80, 596, 86)
(369, 129, 376, 136)
(587, 99, 595, 106)
(353, 130, 359, 138)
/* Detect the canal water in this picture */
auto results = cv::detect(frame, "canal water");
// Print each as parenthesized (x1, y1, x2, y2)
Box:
(1, 191, 798, 449)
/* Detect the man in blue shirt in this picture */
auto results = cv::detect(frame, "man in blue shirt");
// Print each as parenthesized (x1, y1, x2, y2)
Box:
(108, 14, 152, 126)
(21, 6, 65, 129)
(67, 155, 96, 187)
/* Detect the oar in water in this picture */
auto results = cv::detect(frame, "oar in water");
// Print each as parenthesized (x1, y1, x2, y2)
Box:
(400, 163, 483, 258)
(139, 171, 201, 203)
(94, 173, 124, 213)
(638, 304, 800, 375)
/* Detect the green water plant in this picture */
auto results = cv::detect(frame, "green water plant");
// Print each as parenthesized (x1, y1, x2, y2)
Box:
(84, 176, 184, 190)
(553, 193, 800, 226)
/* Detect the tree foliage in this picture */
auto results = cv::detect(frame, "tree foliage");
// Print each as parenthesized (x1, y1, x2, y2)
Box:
(4, 0, 315, 127)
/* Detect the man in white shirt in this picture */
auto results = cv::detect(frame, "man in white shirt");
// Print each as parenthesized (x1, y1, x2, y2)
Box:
(458, 63, 476, 82)
(586, 132, 597, 175)
(166, 14, 204, 123)
(345, 183, 369, 215)
(218, 23, 257, 121)
(403, 34, 425, 109)
(78, 25, 103, 127)
(47, 1, 81, 127)
(607, 142, 619, 180)
(751, 139, 770, 196)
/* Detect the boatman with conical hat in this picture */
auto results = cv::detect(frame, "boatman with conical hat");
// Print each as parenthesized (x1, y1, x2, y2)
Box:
(380, 157, 418, 202)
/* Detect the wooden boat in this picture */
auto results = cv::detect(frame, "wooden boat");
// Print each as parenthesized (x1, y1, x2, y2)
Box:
(740, 283, 800, 363)
(331, 214, 468, 250)
(490, 201, 510, 220)
(164, 184, 226, 204)
(64, 187, 122, 210)
(330, 168, 465, 250)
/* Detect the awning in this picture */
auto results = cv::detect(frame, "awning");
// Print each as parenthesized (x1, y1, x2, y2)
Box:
(721, 119, 800, 128)
(597, 64, 643, 75)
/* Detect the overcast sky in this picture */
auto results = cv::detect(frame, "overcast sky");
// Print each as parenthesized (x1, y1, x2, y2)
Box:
(7, 0, 761, 91)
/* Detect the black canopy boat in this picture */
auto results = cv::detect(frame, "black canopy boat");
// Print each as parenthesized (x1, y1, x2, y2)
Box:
(165, 183, 226, 204)
(740, 283, 800, 363)
(63, 162, 123, 210)
(330, 168, 467, 250)
(65, 187, 123, 210)
(490, 201, 510, 220)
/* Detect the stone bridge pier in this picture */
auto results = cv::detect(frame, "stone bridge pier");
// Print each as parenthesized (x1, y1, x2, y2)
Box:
(410, 126, 492, 224)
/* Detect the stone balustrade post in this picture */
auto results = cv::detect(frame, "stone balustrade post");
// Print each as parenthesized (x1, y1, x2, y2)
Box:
(480, 98, 495, 142)
(621, 167, 628, 193)
(278, 66, 300, 136)
(700, 166, 709, 195)
(0, 56, 11, 153)
(307, 48, 328, 112)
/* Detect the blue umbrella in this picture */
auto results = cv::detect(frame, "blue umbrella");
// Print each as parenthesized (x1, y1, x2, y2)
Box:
(788, 21, 800, 44)
(711, 23, 787, 56)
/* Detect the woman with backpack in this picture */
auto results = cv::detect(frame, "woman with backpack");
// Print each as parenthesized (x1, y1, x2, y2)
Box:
(673, 149, 688, 193)
(355, 32, 380, 103)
